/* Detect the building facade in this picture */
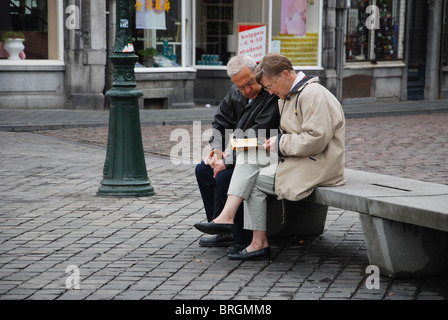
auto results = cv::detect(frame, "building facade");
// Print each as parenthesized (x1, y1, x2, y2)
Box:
(0, 0, 447, 110)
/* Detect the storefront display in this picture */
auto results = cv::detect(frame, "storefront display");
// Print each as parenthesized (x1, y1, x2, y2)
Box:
(133, 0, 185, 67)
(346, 1, 369, 61)
(132, 0, 323, 69)
(374, 0, 399, 60)
(346, 0, 404, 62)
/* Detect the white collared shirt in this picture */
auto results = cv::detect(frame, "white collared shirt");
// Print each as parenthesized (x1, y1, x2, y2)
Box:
(289, 71, 306, 92)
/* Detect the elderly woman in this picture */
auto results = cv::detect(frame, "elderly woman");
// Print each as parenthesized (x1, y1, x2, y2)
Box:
(195, 53, 345, 260)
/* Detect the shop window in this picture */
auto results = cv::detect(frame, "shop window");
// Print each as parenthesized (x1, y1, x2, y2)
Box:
(346, 0, 405, 62)
(195, 0, 321, 68)
(133, 0, 188, 68)
(0, 0, 59, 60)
(271, 0, 320, 67)
(195, 0, 234, 66)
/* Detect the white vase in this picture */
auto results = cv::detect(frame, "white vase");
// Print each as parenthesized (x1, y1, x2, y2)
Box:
(4, 38, 25, 60)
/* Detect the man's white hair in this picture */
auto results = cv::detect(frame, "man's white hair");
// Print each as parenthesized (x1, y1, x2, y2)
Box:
(226, 55, 257, 78)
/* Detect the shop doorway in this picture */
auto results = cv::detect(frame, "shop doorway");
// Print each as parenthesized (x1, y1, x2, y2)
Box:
(407, 0, 428, 100)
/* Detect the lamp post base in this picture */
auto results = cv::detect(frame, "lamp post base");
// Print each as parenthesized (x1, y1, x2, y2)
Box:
(97, 183, 155, 198)
(97, 97, 155, 198)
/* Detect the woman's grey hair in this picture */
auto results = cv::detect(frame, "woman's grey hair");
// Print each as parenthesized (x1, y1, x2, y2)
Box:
(226, 55, 257, 78)
(255, 53, 294, 84)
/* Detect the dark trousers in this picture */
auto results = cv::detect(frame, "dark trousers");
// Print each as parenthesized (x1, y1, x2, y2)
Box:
(195, 161, 252, 244)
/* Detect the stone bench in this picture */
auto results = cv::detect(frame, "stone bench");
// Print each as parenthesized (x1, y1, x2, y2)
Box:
(266, 169, 448, 279)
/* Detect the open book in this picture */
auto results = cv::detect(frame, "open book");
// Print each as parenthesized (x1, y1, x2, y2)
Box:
(231, 137, 266, 150)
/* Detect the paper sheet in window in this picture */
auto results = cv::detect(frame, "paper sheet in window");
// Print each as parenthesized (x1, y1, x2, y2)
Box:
(136, 4, 166, 30)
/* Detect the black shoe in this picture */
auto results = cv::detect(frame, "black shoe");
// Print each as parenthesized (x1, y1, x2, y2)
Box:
(194, 221, 236, 235)
(199, 234, 235, 247)
(228, 247, 271, 260)
(226, 243, 250, 254)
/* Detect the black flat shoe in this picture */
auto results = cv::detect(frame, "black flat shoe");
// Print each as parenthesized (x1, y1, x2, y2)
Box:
(194, 221, 236, 235)
(226, 243, 250, 254)
(199, 234, 235, 247)
(228, 247, 271, 260)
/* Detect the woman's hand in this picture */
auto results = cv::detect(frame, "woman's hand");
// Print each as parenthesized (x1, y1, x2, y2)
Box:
(263, 136, 278, 153)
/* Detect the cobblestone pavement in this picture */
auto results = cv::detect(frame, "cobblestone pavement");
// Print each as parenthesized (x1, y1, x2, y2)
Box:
(0, 112, 448, 301)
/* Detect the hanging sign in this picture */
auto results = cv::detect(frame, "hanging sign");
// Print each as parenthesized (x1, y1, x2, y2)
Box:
(135, 0, 170, 30)
(237, 24, 267, 62)
(135, 0, 170, 12)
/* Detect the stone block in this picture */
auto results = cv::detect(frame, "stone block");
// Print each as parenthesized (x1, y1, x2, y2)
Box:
(86, 50, 107, 66)
(0, 70, 64, 92)
(0, 66, 65, 108)
(89, 2, 107, 51)
(136, 70, 196, 108)
(67, 93, 105, 110)
(375, 77, 402, 100)
(0, 94, 65, 109)
(90, 65, 106, 93)
(360, 214, 448, 278)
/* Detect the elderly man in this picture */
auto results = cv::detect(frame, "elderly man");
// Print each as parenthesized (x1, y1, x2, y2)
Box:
(195, 55, 279, 253)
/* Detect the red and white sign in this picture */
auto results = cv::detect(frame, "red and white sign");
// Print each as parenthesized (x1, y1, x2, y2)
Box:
(237, 24, 267, 62)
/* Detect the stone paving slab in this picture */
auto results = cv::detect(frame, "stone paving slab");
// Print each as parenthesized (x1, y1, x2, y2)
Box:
(1, 130, 448, 302)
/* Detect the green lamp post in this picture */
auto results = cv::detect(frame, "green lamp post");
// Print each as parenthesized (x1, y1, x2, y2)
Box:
(98, 0, 155, 197)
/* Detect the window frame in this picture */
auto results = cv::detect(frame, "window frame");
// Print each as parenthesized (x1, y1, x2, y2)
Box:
(0, 0, 64, 66)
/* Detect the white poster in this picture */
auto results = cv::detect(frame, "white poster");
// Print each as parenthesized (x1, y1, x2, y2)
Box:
(136, 0, 167, 30)
(238, 25, 267, 63)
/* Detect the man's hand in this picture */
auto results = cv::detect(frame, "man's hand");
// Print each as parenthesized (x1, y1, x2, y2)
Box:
(211, 159, 226, 178)
(205, 149, 221, 165)
(204, 149, 227, 177)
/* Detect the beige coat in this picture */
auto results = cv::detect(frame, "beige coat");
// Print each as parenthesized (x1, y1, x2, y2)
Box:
(275, 76, 346, 201)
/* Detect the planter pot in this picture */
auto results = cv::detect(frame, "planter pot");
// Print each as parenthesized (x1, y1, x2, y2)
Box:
(4, 38, 25, 60)
(142, 57, 154, 68)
